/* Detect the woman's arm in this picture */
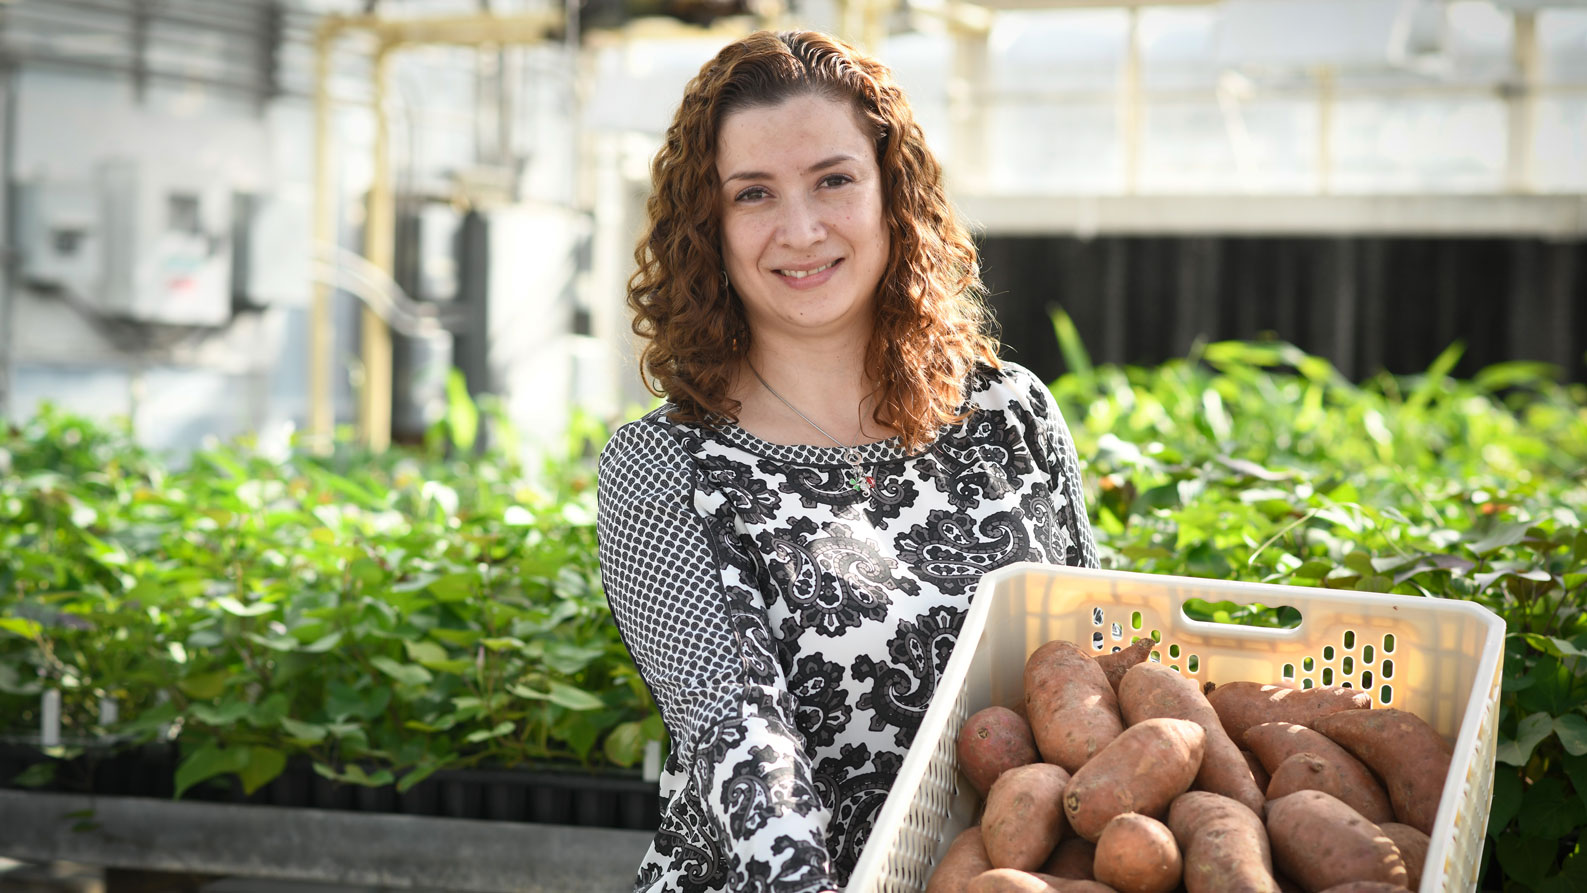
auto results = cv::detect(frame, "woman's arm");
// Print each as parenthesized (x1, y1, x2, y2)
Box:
(597, 418, 839, 893)
(1018, 368, 1100, 570)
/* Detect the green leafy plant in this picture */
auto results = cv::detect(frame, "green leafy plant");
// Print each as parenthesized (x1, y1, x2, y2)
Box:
(1048, 310, 1587, 891)
(0, 388, 664, 801)
(4, 318, 1585, 889)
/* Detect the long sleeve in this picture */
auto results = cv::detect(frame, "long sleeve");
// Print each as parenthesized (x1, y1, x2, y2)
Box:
(1020, 367, 1100, 570)
(596, 418, 839, 893)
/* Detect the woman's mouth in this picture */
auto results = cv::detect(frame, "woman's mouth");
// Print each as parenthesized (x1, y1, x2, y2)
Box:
(776, 259, 840, 280)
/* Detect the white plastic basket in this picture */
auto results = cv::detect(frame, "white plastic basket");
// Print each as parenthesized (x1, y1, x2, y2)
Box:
(846, 564, 1506, 893)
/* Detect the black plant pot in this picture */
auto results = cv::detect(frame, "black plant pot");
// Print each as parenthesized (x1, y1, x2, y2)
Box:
(1, 742, 661, 831)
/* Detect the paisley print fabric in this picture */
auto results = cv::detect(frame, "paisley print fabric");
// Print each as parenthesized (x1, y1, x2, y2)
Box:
(596, 362, 1098, 893)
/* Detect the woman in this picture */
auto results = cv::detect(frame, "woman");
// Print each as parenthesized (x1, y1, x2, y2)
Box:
(596, 30, 1097, 893)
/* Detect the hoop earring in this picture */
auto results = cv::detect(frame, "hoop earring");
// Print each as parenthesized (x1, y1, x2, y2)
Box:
(721, 268, 731, 294)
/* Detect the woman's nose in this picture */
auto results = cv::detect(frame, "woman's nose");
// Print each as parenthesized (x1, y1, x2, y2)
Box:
(776, 196, 827, 248)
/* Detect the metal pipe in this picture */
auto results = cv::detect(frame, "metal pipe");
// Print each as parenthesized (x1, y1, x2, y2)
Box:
(308, 19, 338, 453)
(0, 47, 303, 98)
(0, 61, 16, 421)
(39, 0, 272, 38)
(1506, 10, 1538, 194)
(1120, 6, 1142, 195)
(1316, 65, 1334, 195)
(359, 38, 395, 452)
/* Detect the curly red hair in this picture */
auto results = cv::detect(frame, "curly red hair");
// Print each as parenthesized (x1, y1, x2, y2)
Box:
(628, 29, 999, 452)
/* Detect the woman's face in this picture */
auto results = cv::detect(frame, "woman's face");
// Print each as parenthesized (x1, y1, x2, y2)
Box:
(716, 92, 890, 349)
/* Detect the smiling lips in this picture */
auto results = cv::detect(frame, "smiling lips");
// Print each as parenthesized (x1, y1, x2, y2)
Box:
(775, 258, 842, 283)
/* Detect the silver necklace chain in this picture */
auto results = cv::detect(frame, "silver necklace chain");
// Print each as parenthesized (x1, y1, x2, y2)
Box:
(748, 363, 875, 497)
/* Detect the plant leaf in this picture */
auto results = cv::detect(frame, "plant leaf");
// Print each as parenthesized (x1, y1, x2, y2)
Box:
(173, 744, 250, 799)
(1557, 714, 1587, 757)
(547, 681, 604, 712)
(370, 656, 433, 686)
(1496, 711, 1556, 766)
(1469, 521, 1533, 556)
(238, 747, 287, 795)
(0, 617, 42, 639)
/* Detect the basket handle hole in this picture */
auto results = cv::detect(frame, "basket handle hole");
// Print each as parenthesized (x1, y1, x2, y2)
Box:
(1181, 598, 1303, 629)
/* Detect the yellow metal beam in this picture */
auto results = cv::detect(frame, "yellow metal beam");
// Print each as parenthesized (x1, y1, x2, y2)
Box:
(358, 41, 395, 454)
(308, 11, 561, 453)
(308, 23, 336, 453)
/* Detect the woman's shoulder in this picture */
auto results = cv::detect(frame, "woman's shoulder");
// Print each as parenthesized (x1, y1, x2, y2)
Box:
(600, 404, 733, 473)
(966, 359, 1054, 416)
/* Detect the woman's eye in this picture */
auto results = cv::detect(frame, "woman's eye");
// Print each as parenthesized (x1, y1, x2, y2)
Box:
(820, 174, 853, 189)
(735, 186, 768, 202)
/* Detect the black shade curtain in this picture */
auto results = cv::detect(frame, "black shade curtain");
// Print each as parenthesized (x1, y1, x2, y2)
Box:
(980, 236, 1587, 385)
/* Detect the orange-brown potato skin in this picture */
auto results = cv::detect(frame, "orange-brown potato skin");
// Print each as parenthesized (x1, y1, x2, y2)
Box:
(1243, 750, 1271, 792)
(1026, 640, 1125, 772)
(959, 706, 1041, 795)
(1266, 751, 1395, 825)
(967, 868, 1064, 893)
(1167, 791, 1281, 893)
(1245, 722, 1394, 826)
(1206, 682, 1372, 747)
(1266, 790, 1408, 892)
(1063, 717, 1205, 841)
(1096, 637, 1154, 695)
(1042, 838, 1097, 880)
(984, 762, 1073, 870)
(929, 826, 996, 893)
(966, 870, 1118, 893)
(1313, 709, 1452, 835)
(1118, 664, 1266, 816)
(1379, 823, 1428, 890)
(1093, 813, 1181, 893)
(1314, 884, 1410, 893)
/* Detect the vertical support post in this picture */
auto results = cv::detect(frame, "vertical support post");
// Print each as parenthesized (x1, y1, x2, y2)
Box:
(861, 0, 887, 56)
(949, 12, 989, 194)
(0, 61, 16, 421)
(131, 0, 149, 103)
(1121, 7, 1143, 195)
(360, 40, 396, 452)
(1506, 10, 1538, 194)
(1316, 65, 1334, 195)
(309, 21, 339, 453)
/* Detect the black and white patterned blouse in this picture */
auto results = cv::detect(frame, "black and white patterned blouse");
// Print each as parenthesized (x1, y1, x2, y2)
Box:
(595, 361, 1098, 893)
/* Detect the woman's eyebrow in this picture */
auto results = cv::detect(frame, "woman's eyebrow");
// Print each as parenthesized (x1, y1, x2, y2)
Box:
(721, 154, 860, 186)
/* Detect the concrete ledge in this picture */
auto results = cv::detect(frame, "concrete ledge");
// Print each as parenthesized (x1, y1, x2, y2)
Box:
(0, 791, 652, 893)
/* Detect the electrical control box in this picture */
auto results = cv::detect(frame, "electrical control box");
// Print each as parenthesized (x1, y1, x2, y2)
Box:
(17, 159, 233, 327)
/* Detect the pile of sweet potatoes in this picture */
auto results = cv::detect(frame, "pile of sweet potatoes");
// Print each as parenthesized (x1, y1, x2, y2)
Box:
(930, 638, 1453, 893)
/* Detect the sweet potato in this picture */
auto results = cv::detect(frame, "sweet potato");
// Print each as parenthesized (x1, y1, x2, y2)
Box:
(1063, 717, 1205, 841)
(1042, 838, 1097, 880)
(1313, 708, 1452, 835)
(1243, 750, 1270, 792)
(966, 869, 1064, 893)
(1266, 790, 1408, 891)
(1166, 791, 1280, 893)
(1314, 884, 1408, 893)
(1093, 813, 1181, 893)
(1096, 637, 1154, 694)
(1245, 722, 1392, 826)
(1118, 663, 1266, 815)
(1206, 682, 1372, 747)
(929, 825, 996, 893)
(966, 871, 1117, 893)
(1266, 752, 1394, 825)
(984, 762, 1073, 870)
(959, 705, 1040, 795)
(1379, 823, 1428, 890)
(1026, 640, 1125, 772)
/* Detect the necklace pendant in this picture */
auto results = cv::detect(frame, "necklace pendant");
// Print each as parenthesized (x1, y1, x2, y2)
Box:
(850, 471, 874, 498)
